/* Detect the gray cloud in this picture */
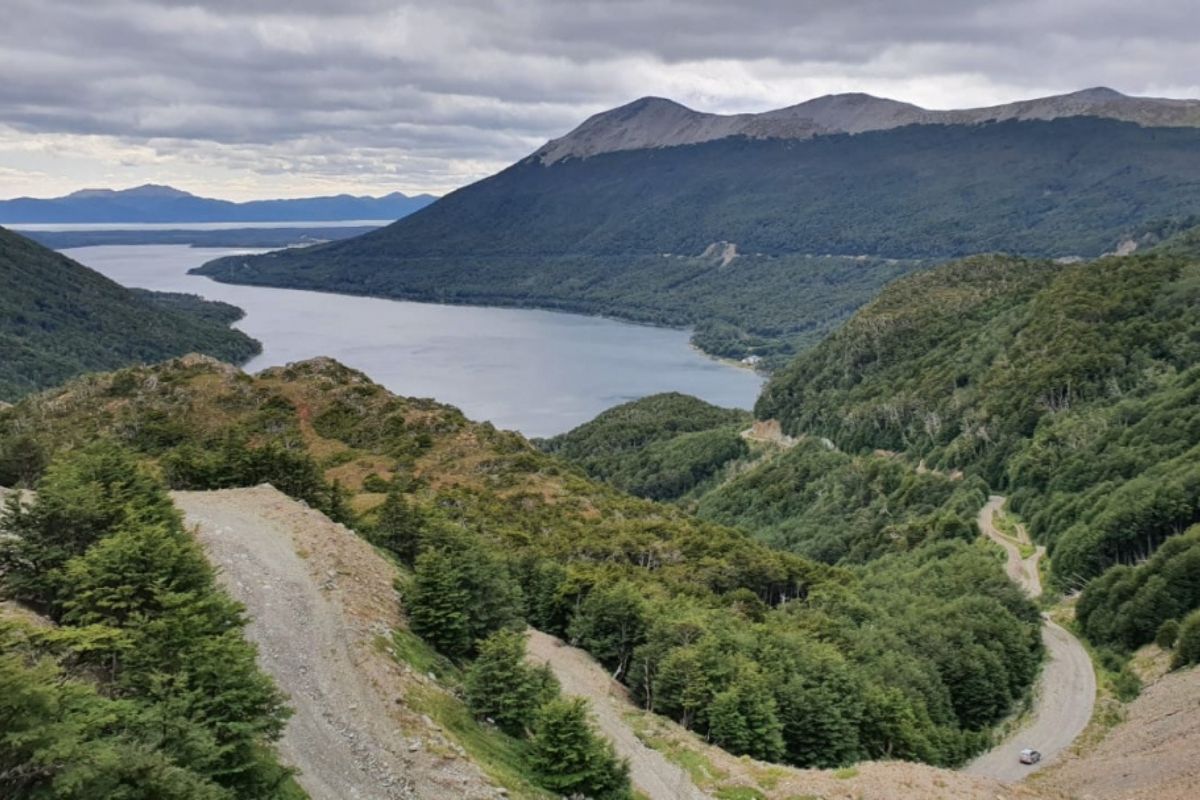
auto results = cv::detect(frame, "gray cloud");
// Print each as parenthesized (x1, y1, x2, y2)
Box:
(0, 0, 1197, 198)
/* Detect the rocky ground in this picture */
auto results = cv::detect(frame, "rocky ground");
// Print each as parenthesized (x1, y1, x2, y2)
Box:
(174, 485, 501, 800)
(526, 629, 708, 800)
(1036, 660, 1200, 800)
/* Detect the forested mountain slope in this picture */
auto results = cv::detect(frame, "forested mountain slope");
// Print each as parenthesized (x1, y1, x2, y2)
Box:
(755, 249, 1200, 588)
(0, 227, 260, 401)
(538, 393, 751, 500)
(196, 115, 1200, 362)
(0, 355, 1042, 772)
(544, 396, 987, 566)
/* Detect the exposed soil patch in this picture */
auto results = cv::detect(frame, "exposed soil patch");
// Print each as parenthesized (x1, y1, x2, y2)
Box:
(526, 629, 709, 800)
(173, 485, 500, 800)
(1036, 664, 1200, 800)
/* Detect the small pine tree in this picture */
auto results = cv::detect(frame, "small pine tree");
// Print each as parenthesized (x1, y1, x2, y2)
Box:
(320, 479, 355, 527)
(464, 629, 558, 736)
(371, 486, 426, 566)
(407, 548, 473, 657)
(567, 582, 646, 680)
(528, 697, 631, 800)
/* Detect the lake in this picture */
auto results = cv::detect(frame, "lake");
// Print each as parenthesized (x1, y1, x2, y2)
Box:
(64, 244, 764, 438)
(18, 220, 393, 232)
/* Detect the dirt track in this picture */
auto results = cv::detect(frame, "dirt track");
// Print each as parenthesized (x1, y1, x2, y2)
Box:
(965, 496, 1096, 782)
(978, 494, 1046, 597)
(526, 629, 710, 800)
(174, 486, 499, 800)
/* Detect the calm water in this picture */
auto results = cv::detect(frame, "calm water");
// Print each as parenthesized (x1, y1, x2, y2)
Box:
(19, 220, 392, 232)
(64, 244, 763, 437)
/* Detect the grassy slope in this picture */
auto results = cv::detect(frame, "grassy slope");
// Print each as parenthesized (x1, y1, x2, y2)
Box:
(0, 227, 260, 401)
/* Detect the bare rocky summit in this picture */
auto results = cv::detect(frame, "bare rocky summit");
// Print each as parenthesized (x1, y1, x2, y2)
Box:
(536, 87, 1200, 163)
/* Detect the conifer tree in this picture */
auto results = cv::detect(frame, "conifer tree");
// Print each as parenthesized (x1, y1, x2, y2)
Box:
(464, 629, 557, 736)
(528, 697, 631, 800)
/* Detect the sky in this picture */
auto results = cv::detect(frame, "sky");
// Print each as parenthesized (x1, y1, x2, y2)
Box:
(2, 0, 1198, 201)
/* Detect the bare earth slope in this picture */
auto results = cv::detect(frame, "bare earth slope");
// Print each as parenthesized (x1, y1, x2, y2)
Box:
(173, 486, 500, 800)
(966, 497, 1096, 781)
(1037, 664, 1200, 800)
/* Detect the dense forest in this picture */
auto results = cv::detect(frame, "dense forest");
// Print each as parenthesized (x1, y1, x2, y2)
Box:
(0, 228, 261, 401)
(543, 397, 987, 567)
(0, 356, 1042, 771)
(754, 248, 1200, 589)
(542, 234, 1200, 695)
(0, 444, 301, 799)
(538, 393, 752, 500)
(194, 118, 1200, 362)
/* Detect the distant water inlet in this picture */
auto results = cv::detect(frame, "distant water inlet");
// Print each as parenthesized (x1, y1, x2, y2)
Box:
(64, 244, 763, 437)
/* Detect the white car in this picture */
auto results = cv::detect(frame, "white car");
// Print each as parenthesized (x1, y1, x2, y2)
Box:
(1019, 748, 1042, 765)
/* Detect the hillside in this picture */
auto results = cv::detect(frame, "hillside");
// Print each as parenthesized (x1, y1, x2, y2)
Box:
(754, 249, 1200, 589)
(195, 102, 1200, 362)
(0, 184, 435, 224)
(538, 393, 752, 500)
(0, 355, 1043, 774)
(0, 227, 260, 401)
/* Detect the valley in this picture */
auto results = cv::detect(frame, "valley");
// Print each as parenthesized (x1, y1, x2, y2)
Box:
(5, 67, 1200, 800)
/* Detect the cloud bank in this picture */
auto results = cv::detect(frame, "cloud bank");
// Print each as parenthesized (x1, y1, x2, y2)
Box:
(2, 0, 1197, 199)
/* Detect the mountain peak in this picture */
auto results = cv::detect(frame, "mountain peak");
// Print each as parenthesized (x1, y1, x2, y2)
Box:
(1067, 86, 1127, 101)
(535, 87, 1200, 164)
(125, 183, 197, 198)
(66, 183, 196, 200)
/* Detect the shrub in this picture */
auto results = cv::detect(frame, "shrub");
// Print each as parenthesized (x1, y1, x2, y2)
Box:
(1156, 619, 1180, 649)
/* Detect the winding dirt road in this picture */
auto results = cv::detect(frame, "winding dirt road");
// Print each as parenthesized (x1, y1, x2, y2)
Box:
(526, 629, 710, 800)
(964, 496, 1096, 782)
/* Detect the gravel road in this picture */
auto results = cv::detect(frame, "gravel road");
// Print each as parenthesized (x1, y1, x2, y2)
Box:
(965, 496, 1096, 782)
(174, 486, 498, 800)
(978, 494, 1045, 597)
(526, 629, 711, 800)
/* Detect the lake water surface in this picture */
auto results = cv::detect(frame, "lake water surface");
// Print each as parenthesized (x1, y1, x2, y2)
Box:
(65, 244, 763, 437)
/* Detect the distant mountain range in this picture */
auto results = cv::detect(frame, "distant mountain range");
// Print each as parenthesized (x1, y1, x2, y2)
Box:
(196, 87, 1200, 364)
(0, 184, 437, 224)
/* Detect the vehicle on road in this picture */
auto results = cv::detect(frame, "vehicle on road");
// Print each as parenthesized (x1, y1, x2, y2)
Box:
(1019, 748, 1042, 765)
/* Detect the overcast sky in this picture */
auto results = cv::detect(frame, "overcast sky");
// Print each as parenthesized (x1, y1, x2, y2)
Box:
(2, 0, 1197, 200)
